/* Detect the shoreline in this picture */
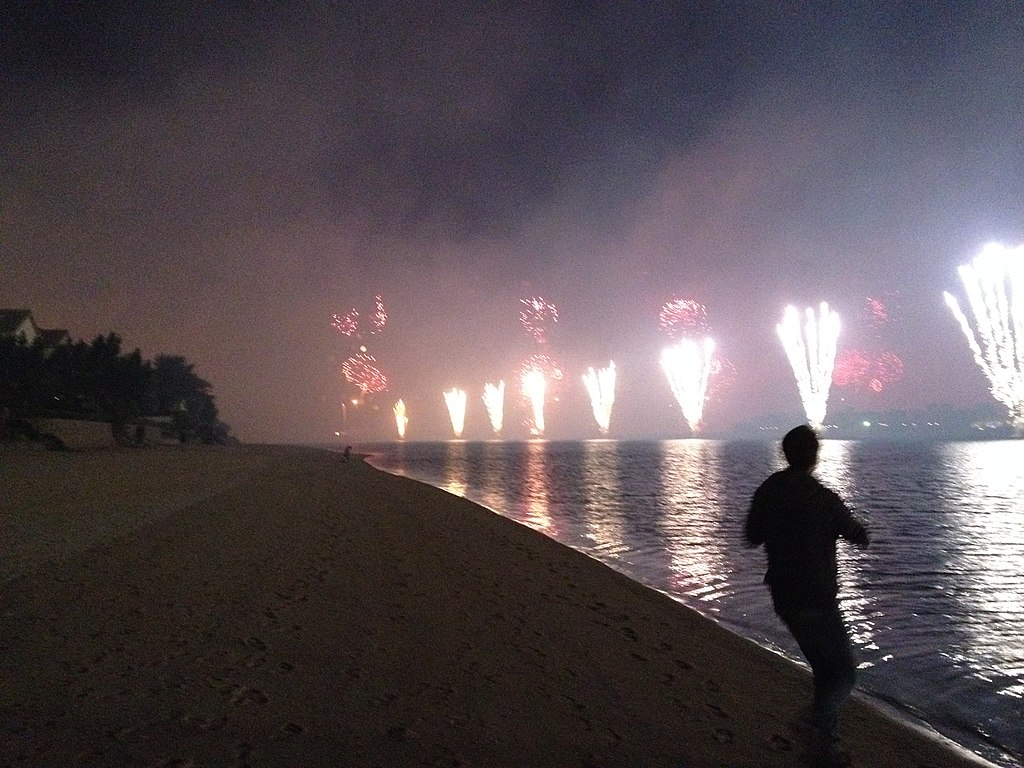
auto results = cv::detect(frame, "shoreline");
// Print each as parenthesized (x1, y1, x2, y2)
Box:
(360, 440, 1023, 768)
(0, 444, 1003, 766)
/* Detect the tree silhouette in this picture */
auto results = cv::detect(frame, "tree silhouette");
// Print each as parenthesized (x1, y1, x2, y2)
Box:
(1, 333, 230, 444)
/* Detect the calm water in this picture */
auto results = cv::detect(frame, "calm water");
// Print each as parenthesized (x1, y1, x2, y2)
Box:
(359, 439, 1024, 767)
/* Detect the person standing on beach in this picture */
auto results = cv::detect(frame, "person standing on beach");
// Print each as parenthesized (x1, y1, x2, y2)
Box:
(744, 424, 870, 764)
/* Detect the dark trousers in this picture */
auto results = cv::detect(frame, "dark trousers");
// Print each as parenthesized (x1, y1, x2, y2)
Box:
(777, 604, 857, 740)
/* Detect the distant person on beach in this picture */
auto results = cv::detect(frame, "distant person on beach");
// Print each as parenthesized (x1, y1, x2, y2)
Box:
(745, 424, 870, 764)
(343, 445, 352, 460)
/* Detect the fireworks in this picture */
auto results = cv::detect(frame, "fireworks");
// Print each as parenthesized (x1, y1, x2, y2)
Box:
(517, 353, 564, 383)
(331, 310, 359, 336)
(707, 354, 738, 399)
(659, 298, 710, 339)
(776, 302, 841, 429)
(372, 294, 387, 333)
(661, 339, 715, 432)
(482, 381, 505, 435)
(342, 353, 389, 395)
(520, 369, 547, 436)
(834, 349, 904, 393)
(582, 361, 617, 435)
(332, 295, 387, 338)
(393, 399, 408, 439)
(444, 388, 468, 438)
(864, 296, 889, 329)
(943, 242, 1024, 429)
(519, 296, 559, 344)
(517, 354, 563, 435)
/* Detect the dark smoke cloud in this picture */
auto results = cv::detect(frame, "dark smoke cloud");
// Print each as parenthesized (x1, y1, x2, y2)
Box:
(3, 3, 1023, 440)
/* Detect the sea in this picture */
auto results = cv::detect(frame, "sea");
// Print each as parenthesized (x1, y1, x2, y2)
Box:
(354, 438, 1023, 767)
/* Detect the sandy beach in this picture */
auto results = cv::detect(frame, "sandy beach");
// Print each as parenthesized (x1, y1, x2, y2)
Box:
(0, 445, 997, 767)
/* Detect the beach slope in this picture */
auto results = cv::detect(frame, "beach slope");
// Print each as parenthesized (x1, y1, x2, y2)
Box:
(0, 445, 994, 767)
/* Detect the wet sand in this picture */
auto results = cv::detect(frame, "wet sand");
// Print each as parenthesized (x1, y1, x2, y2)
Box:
(0, 445, 996, 767)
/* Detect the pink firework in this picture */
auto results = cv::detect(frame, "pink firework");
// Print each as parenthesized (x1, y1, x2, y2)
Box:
(658, 298, 710, 338)
(834, 349, 904, 392)
(371, 294, 387, 333)
(707, 355, 738, 400)
(864, 296, 888, 328)
(869, 352, 904, 392)
(342, 353, 389, 395)
(833, 349, 872, 388)
(519, 296, 559, 344)
(332, 295, 387, 338)
(331, 309, 359, 336)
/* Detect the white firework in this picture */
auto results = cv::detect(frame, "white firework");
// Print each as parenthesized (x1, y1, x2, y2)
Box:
(661, 338, 715, 432)
(482, 381, 505, 435)
(582, 361, 617, 435)
(943, 242, 1024, 430)
(521, 369, 547, 436)
(443, 388, 468, 438)
(776, 302, 840, 430)
(393, 399, 408, 439)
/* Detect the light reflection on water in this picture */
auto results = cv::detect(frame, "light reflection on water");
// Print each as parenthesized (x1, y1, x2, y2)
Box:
(368, 438, 1024, 767)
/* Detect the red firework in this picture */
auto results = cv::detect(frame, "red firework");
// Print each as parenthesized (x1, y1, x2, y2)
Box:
(372, 295, 387, 332)
(342, 353, 389, 395)
(332, 295, 387, 338)
(864, 296, 888, 328)
(707, 355, 738, 399)
(834, 349, 904, 392)
(519, 296, 559, 344)
(659, 298, 710, 338)
(331, 310, 359, 336)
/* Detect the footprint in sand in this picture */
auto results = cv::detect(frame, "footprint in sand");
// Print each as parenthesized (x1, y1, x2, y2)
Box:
(706, 703, 729, 720)
(272, 722, 304, 741)
(713, 727, 734, 744)
(229, 686, 269, 706)
(769, 734, 793, 751)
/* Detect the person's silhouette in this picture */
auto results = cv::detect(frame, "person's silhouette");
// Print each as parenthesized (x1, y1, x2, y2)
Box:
(745, 425, 870, 766)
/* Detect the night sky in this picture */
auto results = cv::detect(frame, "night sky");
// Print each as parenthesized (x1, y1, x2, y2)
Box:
(4, 2, 1023, 442)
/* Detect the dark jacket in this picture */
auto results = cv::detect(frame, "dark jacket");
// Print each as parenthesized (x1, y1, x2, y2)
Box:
(745, 468, 869, 615)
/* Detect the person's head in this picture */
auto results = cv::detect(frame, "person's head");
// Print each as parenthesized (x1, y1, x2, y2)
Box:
(782, 424, 819, 471)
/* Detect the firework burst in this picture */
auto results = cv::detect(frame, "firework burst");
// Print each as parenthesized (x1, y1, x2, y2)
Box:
(943, 242, 1024, 430)
(834, 349, 904, 393)
(519, 296, 559, 344)
(520, 369, 547, 436)
(661, 339, 715, 432)
(372, 294, 387, 333)
(331, 310, 359, 336)
(332, 295, 387, 339)
(517, 354, 564, 385)
(444, 388, 468, 438)
(393, 399, 408, 439)
(659, 298, 710, 339)
(342, 353, 389, 395)
(777, 303, 840, 429)
(582, 362, 617, 435)
(482, 381, 505, 435)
